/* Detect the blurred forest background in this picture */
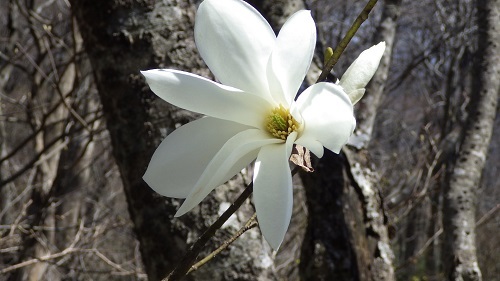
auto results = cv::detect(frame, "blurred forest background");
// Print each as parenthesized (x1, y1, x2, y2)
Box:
(0, 0, 498, 280)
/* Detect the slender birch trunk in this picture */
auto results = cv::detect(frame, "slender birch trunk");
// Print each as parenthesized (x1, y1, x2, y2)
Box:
(442, 0, 499, 280)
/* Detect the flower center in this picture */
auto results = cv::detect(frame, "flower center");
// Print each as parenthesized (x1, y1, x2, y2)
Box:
(266, 104, 300, 140)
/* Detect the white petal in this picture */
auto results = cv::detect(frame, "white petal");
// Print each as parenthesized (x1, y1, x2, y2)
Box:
(295, 83, 356, 156)
(253, 136, 294, 250)
(338, 42, 386, 94)
(143, 117, 251, 198)
(268, 10, 316, 105)
(175, 129, 282, 217)
(347, 88, 366, 105)
(142, 69, 273, 128)
(195, 0, 275, 100)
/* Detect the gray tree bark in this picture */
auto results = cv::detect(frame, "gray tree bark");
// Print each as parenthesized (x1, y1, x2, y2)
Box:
(248, 0, 306, 30)
(442, 0, 499, 280)
(299, 0, 400, 280)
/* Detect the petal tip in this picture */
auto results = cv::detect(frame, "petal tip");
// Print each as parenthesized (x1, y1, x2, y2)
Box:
(338, 42, 386, 93)
(142, 171, 150, 184)
(268, 238, 283, 251)
(142, 169, 159, 193)
(372, 41, 386, 57)
(174, 204, 190, 217)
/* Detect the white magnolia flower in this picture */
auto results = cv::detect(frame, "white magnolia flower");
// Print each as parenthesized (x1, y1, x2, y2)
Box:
(142, 0, 385, 250)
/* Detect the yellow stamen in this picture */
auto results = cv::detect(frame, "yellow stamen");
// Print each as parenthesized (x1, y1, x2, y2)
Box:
(266, 105, 300, 140)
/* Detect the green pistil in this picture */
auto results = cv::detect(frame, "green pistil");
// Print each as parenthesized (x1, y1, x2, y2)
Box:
(270, 114, 287, 131)
(266, 105, 299, 140)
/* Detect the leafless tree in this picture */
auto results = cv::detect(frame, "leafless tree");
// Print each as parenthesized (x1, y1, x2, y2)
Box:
(1, 0, 142, 280)
(442, 0, 499, 280)
(1, 0, 498, 280)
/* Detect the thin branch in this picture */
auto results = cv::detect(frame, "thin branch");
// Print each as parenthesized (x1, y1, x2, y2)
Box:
(0, 97, 67, 164)
(316, 0, 379, 83)
(476, 204, 499, 228)
(163, 182, 254, 281)
(0, 117, 103, 188)
(396, 204, 499, 271)
(0, 247, 80, 274)
(164, 166, 299, 281)
(15, 42, 91, 131)
(396, 228, 443, 271)
(188, 213, 258, 274)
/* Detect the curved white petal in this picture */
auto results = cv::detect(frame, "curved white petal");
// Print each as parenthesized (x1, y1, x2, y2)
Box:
(175, 129, 282, 217)
(142, 69, 273, 128)
(143, 117, 251, 198)
(267, 10, 316, 105)
(253, 136, 294, 250)
(195, 0, 275, 100)
(338, 42, 386, 94)
(294, 136, 324, 158)
(347, 88, 366, 105)
(295, 83, 356, 155)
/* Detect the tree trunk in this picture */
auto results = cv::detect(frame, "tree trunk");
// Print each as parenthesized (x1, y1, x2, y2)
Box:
(442, 0, 499, 280)
(299, 0, 401, 280)
(248, 0, 306, 30)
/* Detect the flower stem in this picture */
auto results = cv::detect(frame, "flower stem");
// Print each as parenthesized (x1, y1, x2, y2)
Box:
(316, 0, 379, 83)
(163, 182, 254, 281)
(187, 213, 258, 274)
